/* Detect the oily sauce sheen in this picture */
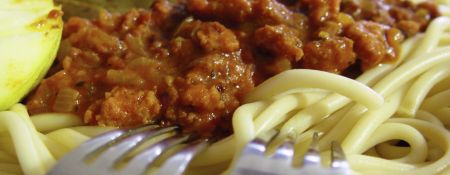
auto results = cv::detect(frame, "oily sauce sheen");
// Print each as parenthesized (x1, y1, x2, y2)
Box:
(26, 0, 439, 137)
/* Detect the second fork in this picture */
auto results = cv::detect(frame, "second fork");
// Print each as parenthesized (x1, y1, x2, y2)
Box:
(229, 132, 352, 175)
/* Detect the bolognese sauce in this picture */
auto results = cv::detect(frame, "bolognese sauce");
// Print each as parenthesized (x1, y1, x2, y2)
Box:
(26, 0, 439, 137)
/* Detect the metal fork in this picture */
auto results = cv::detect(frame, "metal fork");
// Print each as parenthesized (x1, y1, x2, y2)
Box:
(230, 132, 351, 175)
(48, 125, 208, 175)
(49, 126, 350, 175)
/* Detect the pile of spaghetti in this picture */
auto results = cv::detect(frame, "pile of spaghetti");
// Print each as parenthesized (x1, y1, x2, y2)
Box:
(1, 0, 450, 175)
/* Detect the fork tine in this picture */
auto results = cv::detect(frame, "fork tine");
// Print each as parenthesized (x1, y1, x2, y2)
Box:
(242, 138, 267, 156)
(230, 138, 271, 175)
(331, 141, 350, 170)
(231, 136, 299, 175)
(121, 134, 189, 174)
(155, 141, 208, 175)
(48, 130, 126, 175)
(303, 132, 321, 166)
(91, 126, 177, 170)
(270, 141, 294, 163)
(230, 132, 351, 175)
(59, 130, 126, 162)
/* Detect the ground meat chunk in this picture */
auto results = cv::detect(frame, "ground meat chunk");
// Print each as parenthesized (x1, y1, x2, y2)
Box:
(396, 20, 420, 37)
(389, 5, 414, 21)
(186, 0, 252, 22)
(169, 37, 197, 64)
(150, 0, 188, 32)
(254, 25, 303, 62)
(301, 36, 356, 73)
(184, 53, 253, 109)
(151, 0, 174, 26)
(67, 22, 123, 55)
(179, 84, 223, 111)
(344, 21, 404, 70)
(417, 1, 440, 19)
(254, 24, 304, 75)
(92, 87, 161, 127)
(414, 2, 440, 30)
(117, 9, 144, 33)
(316, 21, 344, 39)
(195, 22, 240, 52)
(253, 0, 293, 24)
(301, 0, 341, 26)
(167, 53, 254, 136)
(174, 20, 240, 53)
(341, 0, 439, 36)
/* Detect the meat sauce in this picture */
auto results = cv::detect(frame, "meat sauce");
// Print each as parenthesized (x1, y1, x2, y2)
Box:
(26, 0, 439, 137)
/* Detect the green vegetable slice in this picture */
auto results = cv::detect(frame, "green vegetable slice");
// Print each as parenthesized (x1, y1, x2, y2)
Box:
(0, 0, 63, 110)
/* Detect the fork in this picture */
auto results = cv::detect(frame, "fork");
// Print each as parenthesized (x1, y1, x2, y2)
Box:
(49, 125, 351, 175)
(48, 125, 208, 175)
(229, 132, 351, 175)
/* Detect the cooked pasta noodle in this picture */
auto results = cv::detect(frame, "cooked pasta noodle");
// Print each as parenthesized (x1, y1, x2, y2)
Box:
(2, 2, 450, 175)
(0, 105, 114, 175)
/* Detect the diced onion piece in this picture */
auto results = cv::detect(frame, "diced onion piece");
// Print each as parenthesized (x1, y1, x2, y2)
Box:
(127, 57, 160, 69)
(106, 69, 144, 86)
(52, 88, 80, 113)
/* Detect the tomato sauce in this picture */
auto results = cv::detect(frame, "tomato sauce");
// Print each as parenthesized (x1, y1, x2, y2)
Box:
(26, 0, 438, 137)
